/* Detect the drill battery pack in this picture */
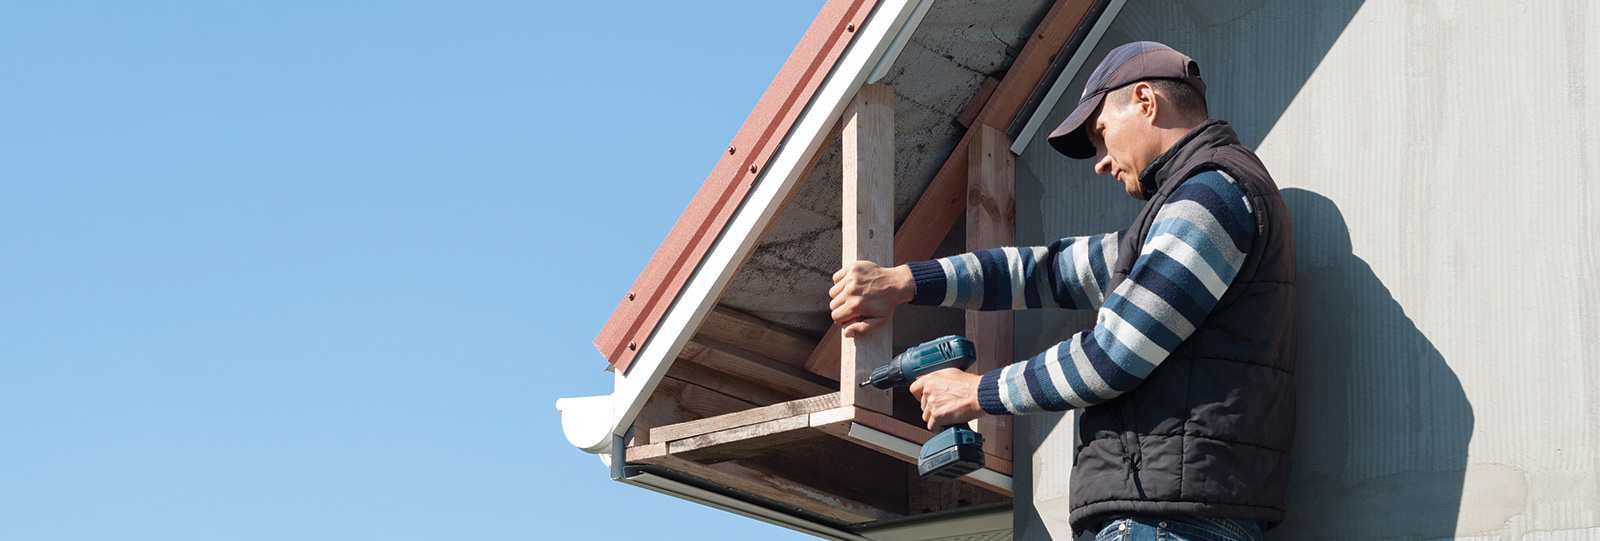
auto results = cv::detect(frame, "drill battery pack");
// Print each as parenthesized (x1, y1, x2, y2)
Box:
(917, 426, 986, 482)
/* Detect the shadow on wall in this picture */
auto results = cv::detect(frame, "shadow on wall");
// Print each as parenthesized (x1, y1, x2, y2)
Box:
(1271, 188, 1475, 540)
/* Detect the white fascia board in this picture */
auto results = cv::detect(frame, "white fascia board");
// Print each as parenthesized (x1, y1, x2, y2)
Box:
(1010, 0, 1126, 155)
(867, 0, 933, 84)
(558, 0, 930, 455)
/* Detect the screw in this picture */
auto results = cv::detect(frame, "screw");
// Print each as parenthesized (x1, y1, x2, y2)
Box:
(727, 146, 736, 155)
(628, 341, 637, 351)
(627, 292, 636, 301)
(749, 165, 758, 173)
(846, 23, 855, 32)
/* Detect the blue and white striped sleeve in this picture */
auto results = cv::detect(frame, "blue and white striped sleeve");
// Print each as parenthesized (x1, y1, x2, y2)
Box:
(905, 230, 1124, 311)
(974, 171, 1257, 414)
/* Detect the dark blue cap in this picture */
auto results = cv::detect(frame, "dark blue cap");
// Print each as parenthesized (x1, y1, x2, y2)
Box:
(1046, 41, 1206, 159)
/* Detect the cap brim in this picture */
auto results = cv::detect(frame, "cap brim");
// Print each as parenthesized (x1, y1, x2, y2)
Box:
(1046, 91, 1106, 160)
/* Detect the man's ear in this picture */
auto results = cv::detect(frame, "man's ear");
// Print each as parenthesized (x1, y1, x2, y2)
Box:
(1133, 81, 1158, 119)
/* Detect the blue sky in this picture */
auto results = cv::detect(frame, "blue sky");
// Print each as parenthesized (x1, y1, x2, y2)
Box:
(1, 2, 823, 539)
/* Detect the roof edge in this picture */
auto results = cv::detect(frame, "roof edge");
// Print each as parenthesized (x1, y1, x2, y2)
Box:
(562, 0, 935, 452)
(593, 0, 877, 372)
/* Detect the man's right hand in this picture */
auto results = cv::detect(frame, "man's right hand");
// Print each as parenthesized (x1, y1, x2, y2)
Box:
(828, 261, 915, 338)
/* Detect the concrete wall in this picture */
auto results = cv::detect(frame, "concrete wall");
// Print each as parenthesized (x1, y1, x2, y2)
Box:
(1010, 1, 1600, 539)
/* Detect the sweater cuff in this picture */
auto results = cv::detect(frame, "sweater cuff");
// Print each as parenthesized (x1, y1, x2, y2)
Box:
(977, 368, 1011, 416)
(905, 260, 947, 306)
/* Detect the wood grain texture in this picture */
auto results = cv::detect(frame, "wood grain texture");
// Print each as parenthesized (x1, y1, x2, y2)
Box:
(967, 123, 1016, 465)
(648, 393, 839, 444)
(665, 358, 798, 407)
(695, 306, 817, 367)
(839, 83, 895, 415)
(668, 415, 825, 463)
(633, 377, 758, 445)
(685, 338, 835, 400)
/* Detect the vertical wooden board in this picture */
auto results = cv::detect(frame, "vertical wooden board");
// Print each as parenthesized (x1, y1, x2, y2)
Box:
(804, 0, 1105, 382)
(967, 124, 1015, 462)
(840, 83, 895, 415)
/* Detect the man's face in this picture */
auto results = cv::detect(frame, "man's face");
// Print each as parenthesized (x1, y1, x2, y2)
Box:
(1086, 91, 1155, 200)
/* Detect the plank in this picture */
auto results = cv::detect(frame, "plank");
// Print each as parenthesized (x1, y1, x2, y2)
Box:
(840, 83, 896, 415)
(967, 123, 1016, 466)
(696, 306, 817, 368)
(668, 415, 826, 463)
(633, 377, 758, 445)
(805, 0, 1102, 380)
(667, 359, 799, 407)
(649, 393, 840, 444)
(686, 338, 834, 399)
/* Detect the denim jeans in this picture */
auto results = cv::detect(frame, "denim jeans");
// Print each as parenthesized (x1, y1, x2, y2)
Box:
(1093, 515, 1263, 541)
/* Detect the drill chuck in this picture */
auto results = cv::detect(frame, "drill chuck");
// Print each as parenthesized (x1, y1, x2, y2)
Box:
(863, 335, 977, 388)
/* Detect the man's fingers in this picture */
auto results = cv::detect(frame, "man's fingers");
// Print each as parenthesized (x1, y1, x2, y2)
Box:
(842, 318, 880, 338)
(832, 267, 847, 283)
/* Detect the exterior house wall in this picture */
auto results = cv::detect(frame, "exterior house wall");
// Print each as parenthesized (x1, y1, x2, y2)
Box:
(1010, 1, 1600, 539)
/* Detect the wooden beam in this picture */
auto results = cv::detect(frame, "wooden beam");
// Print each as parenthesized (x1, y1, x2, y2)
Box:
(967, 123, 1016, 466)
(635, 400, 1011, 521)
(804, 0, 1100, 381)
(666, 358, 799, 407)
(695, 307, 817, 368)
(648, 393, 839, 444)
(669, 415, 827, 463)
(685, 338, 834, 400)
(839, 83, 895, 415)
(633, 377, 757, 445)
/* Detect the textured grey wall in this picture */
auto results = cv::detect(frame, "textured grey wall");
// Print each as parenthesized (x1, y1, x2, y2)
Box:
(1010, 1, 1599, 539)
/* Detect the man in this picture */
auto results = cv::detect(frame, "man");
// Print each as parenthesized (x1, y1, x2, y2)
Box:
(829, 42, 1295, 541)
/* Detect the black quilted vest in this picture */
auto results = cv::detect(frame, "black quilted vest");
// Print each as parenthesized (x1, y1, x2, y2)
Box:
(1068, 120, 1297, 534)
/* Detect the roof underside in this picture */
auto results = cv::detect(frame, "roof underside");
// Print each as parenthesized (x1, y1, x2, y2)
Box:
(717, 0, 1055, 351)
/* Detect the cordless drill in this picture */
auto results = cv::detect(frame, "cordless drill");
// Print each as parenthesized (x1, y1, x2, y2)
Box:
(860, 335, 986, 482)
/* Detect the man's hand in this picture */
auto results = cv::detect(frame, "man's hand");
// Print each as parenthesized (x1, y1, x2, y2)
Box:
(828, 261, 914, 338)
(909, 368, 985, 431)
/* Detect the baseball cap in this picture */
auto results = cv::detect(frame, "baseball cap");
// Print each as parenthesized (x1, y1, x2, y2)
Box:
(1046, 41, 1207, 159)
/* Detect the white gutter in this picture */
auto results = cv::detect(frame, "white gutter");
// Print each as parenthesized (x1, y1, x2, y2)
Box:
(559, 0, 933, 456)
(1009, 0, 1126, 155)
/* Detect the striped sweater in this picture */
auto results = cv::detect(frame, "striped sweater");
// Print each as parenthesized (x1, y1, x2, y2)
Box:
(905, 170, 1257, 415)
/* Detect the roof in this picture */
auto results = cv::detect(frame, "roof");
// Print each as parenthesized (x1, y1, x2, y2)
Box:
(559, 0, 1119, 537)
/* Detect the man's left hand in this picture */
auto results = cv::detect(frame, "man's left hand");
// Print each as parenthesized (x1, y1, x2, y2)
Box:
(908, 368, 985, 431)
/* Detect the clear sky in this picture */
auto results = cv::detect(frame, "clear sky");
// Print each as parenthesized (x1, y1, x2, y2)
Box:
(2, 1, 823, 539)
